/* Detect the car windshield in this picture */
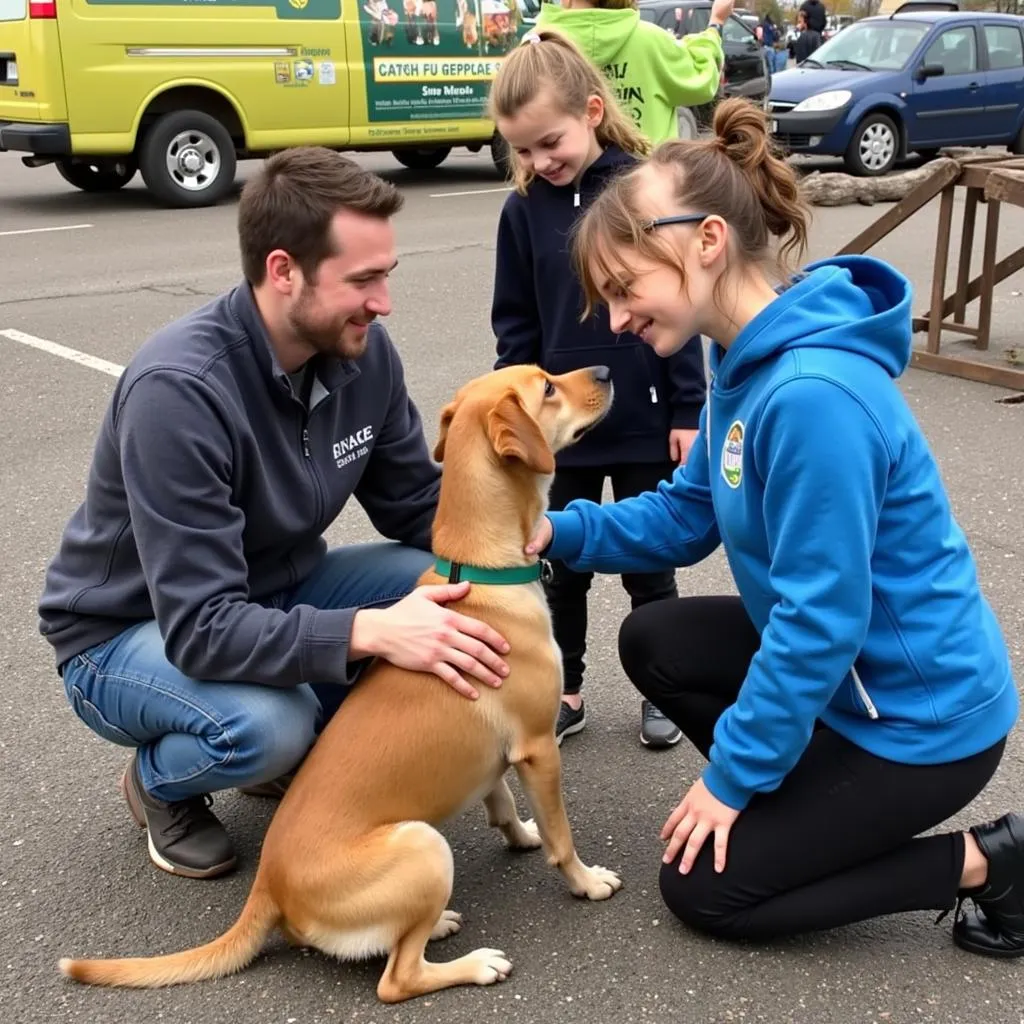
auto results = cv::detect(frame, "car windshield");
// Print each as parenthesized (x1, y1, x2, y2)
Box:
(807, 20, 930, 71)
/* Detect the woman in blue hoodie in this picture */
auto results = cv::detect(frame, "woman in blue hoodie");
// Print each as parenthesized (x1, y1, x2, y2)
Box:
(525, 96, 1023, 956)
(489, 30, 709, 749)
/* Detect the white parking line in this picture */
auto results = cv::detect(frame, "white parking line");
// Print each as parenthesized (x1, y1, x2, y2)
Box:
(0, 223, 94, 238)
(0, 328, 123, 378)
(429, 186, 513, 198)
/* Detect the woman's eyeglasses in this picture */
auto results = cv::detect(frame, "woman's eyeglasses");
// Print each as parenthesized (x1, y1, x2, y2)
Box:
(642, 214, 708, 233)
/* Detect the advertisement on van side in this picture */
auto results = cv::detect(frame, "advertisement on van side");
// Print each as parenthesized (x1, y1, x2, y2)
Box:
(357, 0, 527, 121)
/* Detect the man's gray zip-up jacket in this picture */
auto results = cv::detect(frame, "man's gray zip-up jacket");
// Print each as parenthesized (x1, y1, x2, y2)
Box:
(38, 282, 440, 687)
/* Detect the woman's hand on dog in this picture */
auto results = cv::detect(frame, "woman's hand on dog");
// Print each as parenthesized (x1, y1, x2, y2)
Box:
(661, 777, 740, 876)
(524, 517, 553, 557)
(350, 582, 511, 699)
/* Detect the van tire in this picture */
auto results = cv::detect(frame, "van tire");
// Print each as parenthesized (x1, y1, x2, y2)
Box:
(55, 158, 137, 193)
(138, 110, 237, 208)
(490, 133, 511, 179)
(392, 146, 451, 170)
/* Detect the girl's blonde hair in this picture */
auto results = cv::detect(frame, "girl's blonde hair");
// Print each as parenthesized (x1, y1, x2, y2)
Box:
(572, 97, 811, 318)
(487, 29, 651, 194)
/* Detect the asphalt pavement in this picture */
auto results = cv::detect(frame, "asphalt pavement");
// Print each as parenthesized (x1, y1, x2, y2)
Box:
(2, 149, 1023, 1024)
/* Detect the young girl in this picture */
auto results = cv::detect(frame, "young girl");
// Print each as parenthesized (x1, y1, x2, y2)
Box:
(488, 30, 710, 750)
(526, 97, 1023, 956)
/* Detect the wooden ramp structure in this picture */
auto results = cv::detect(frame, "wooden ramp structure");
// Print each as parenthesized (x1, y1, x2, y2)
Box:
(836, 152, 1024, 391)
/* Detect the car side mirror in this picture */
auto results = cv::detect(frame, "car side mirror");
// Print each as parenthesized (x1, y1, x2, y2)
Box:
(916, 62, 945, 81)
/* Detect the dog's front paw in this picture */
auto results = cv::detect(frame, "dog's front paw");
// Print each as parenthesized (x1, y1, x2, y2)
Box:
(507, 817, 542, 851)
(465, 948, 513, 986)
(575, 865, 623, 901)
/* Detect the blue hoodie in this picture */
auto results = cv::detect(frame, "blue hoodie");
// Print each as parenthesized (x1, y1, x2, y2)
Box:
(544, 255, 1018, 810)
(492, 145, 707, 468)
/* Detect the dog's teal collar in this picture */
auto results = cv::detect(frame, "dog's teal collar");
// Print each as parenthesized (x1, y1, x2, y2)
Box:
(435, 557, 552, 585)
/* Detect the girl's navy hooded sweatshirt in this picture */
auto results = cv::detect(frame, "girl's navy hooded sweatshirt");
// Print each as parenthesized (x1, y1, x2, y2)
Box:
(491, 145, 707, 469)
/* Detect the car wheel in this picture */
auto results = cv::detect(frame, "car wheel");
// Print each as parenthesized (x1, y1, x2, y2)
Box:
(55, 158, 137, 193)
(392, 146, 451, 170)
(138, 110, 237, 208)
(844, 113, 899, 177)
(677, 107, 700, 141)
(1010, 121, 1024, 155)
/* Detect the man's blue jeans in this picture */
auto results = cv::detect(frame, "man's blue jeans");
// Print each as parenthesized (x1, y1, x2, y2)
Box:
(60, 543, 433, 803)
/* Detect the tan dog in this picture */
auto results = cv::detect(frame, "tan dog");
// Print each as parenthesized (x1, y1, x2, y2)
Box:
(58, 364, 621, 1003)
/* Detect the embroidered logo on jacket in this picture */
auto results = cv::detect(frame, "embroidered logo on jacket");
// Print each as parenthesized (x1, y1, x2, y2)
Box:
(721, 420, 744, 489)
(332, 426, 374, 469)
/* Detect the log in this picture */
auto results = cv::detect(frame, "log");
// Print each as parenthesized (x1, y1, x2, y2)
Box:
(798, 157, 962, 206)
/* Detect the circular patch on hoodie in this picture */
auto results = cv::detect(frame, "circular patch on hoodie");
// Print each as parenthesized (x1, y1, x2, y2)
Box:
(721, 420, 744, 489)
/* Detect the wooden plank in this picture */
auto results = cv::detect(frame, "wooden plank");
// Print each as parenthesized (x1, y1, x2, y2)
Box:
(977, 199, 1001, 351)
(960, 161, 1024, 190)
(954, 187, 980, 321)
(837, 159, 961, 255)
(928, 185, 956, 354)
(913, 244, 1024, 321)
(912, 317, 983, 339)
(911, 350, 1024, 390)
(985, 169, 1024, 206)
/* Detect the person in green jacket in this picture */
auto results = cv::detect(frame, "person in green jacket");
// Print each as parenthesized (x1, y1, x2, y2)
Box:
(534, 0, 733, 144)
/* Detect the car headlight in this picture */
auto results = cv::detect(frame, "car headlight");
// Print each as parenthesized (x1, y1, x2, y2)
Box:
(792, 90, 852, 113)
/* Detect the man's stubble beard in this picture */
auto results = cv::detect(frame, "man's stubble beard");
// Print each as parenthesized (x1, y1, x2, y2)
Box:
(289, 291, 369, 361)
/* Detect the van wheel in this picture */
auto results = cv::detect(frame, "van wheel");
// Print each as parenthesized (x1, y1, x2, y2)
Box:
(138, 110, 237, 208)
(491, 133, 511, 178)
(392, 147, 451, 170)
(55, 158, 137, 192)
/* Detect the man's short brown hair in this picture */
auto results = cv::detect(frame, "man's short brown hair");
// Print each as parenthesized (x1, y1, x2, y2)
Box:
(237, 147, 404, 285)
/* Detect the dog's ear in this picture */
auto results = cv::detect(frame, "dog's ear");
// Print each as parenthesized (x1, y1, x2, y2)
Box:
(433, 399, 459, 462)
(486, 389, 555, 474)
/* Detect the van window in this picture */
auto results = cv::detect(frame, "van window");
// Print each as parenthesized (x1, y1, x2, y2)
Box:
(0, 0, 27, 20)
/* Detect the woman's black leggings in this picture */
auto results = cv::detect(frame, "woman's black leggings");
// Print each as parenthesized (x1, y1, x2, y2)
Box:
(618, 595, 1006, 941)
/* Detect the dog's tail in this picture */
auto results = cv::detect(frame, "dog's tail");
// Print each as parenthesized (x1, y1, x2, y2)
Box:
(58, 884, 279, 988)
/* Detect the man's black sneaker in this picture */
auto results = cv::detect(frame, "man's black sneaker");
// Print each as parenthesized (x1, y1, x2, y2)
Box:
(556, 700, 586, 745)
(120, 752, 237, 879)
(640, 700, 682, 749)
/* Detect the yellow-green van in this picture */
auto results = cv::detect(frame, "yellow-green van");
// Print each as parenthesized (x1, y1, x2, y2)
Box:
(0, 0, 536, 206)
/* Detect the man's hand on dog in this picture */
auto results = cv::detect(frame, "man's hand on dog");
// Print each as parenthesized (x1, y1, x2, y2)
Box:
(350, 582, 511, 700)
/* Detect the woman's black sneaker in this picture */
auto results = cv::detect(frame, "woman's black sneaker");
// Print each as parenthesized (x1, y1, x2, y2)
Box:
(120, 752, 237, 879)
(952, 812, 1024, 958)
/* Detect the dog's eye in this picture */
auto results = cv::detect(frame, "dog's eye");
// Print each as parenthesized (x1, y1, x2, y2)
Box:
(543, 380, 556, 398)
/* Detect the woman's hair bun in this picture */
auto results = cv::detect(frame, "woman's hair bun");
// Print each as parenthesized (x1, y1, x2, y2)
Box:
(712, 97, 772, 173)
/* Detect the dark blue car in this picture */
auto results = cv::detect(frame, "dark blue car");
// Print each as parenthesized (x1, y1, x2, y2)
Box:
(768, 5, 1024, 175)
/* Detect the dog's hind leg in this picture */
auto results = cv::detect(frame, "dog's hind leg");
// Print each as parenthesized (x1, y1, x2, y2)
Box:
(512, 739, 623, 901)
(483, 775, 542, 851)
(288, 821, 509, 1003)
(369, 822, 512, 1003)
